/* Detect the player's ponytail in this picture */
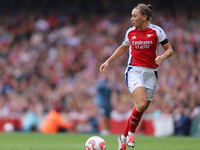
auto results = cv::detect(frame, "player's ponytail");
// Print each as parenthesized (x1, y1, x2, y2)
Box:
(147, 4, 153, 11)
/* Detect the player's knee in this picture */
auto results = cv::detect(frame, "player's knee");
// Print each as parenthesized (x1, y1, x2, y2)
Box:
(137, 99, 148, 112)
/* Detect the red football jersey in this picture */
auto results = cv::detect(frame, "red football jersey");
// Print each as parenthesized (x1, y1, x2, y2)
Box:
(123, 24, 167, 68)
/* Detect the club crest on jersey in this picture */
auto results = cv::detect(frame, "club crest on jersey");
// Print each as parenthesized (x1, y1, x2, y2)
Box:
(132, 36, 136, 39)
(147, 34, 153, 37)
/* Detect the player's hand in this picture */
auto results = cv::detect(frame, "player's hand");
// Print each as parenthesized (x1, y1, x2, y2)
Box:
(100, 61, 109, 74)
(155, 55, 165, 65)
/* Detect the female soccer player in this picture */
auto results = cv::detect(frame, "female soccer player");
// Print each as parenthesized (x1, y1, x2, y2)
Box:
(99, 3, 173, 150)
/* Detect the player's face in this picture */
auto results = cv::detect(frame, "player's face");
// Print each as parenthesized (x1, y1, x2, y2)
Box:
(131, 8, 145, 28)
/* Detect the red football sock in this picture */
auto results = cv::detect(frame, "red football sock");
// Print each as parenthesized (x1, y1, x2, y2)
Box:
(129, 107, 144, 133)
(123, 116, 131, 137)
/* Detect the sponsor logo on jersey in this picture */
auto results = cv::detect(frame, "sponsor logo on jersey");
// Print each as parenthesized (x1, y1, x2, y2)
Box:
(132, 40, 153, 45)
(132, 40, 153, 49)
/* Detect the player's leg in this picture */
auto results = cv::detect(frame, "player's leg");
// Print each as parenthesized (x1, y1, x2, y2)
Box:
(118, 66, 143, 149)
(126, 68, 157, 148)
(99, 115, 109, 135)
(99, 107, 111, 136)
(126, 86, 150, 148)
(127, 87, 156, 148)
(117, 116, 131, 150)
(129, 86, 150, 133)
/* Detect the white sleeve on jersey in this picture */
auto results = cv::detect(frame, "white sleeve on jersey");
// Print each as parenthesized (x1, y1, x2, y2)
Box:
(123, 28, 131, 46)
(155, 25, 167, 43)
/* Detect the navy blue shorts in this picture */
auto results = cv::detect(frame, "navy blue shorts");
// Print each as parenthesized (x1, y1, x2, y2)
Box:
(98, 107, 112, 118)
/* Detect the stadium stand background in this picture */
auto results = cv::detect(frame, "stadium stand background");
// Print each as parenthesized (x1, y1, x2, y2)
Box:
(0, 0, 200, 136)
(0, 0, 199, 13)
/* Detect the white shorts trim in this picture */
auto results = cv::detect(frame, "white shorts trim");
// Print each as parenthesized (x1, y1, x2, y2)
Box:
(125, 66, 158, 101)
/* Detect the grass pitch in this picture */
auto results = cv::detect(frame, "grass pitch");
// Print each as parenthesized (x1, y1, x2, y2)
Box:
(0, 132, 199, 150)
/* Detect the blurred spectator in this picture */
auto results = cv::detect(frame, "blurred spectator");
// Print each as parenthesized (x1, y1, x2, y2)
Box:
(68, 93, 99, 133)
(22, 104, 38, 132)
(174, 103, 192, 136)
(41, 103, 71, 134)
(95, 73, 118, 135)
(34, 15, 50, 32)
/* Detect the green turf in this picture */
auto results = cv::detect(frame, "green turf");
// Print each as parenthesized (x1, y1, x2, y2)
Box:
(0, 132, 199, 150)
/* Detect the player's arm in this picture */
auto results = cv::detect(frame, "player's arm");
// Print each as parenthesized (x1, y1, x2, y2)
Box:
(100, 44, 129, 73)
(155, 40, 173, 65)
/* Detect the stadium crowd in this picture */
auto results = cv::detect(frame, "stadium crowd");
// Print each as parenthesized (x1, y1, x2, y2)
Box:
(0, 9, 200, 135)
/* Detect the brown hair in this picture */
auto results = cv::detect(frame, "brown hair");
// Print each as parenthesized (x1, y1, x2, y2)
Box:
(136, 4, 153, 21)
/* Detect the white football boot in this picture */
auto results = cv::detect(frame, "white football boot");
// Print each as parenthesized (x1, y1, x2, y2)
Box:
(117, 136, 126, 150)
(126, 135, 135, 148)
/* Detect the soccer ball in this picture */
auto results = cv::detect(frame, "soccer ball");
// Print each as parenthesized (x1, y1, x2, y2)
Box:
(85, 136, 106, 150)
